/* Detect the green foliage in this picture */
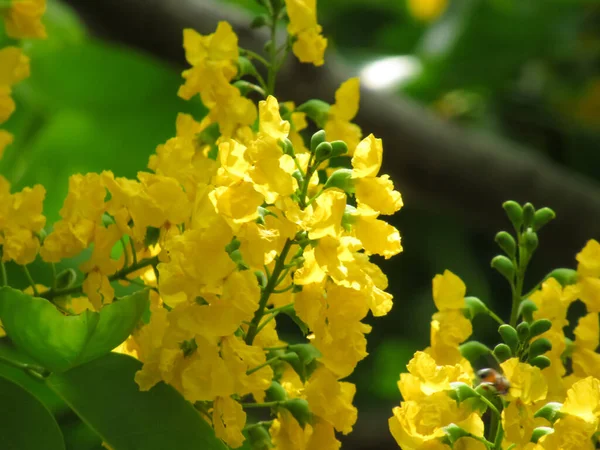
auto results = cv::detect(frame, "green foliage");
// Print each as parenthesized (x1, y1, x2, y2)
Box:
(0, 375, 65, 450)
(0, 287, 149, 372)
(46, 353, 227, 450)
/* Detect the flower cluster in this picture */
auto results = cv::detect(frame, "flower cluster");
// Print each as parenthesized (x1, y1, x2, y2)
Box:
(389, 203, 600, 450)
(0, 1, 403, 448)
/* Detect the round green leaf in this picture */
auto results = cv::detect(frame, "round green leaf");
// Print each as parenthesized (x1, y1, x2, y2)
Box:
(0, 375, 65, 450)
(0, 287, 149, 373)
(47, 353, 227, 450)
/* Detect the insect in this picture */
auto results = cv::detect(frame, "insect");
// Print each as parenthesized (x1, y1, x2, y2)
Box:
(476, 368, 510, 395)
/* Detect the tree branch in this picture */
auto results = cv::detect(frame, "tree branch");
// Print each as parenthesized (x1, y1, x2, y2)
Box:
(62, 0, 600, 266)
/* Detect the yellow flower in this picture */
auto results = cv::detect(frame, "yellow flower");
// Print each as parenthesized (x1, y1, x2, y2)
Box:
(176, 270, 260, 337)
(502, 400, 537, 447)
(0, 46, 30, 86)
(41, 173, 106, 262)
(571, 314, 600, 379)
(561, 376, 600, 427)
(304, 366, 357, 434)
(213, 396, 247, 448)
(576, 239, 600, 278)
(500, 358, 548, 404)
(270, 412, 341, 450)
(350, 205, 402, 259)
(407, 0, 447, 22)
(531, 277, 575, 328)
(540, 414, 597, 450)
(325, 78, 361, 153)
(210, 181, 265, 228)
(285, 0, 327, 66)
(2, 0, 47, 38)
(432, 270, 466, 310)
(304, 189, 346, 240)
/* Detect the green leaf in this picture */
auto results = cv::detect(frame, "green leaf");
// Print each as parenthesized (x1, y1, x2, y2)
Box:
(47, 353, 227, 450)
(0, 287, 149, 373)
(0, 338, 67, 416)
(0, 375, 65, 450)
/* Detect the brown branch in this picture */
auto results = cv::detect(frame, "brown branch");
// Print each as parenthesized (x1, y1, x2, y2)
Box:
(62, 0, 600, 266)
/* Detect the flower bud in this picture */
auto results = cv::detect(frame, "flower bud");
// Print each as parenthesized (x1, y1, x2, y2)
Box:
(518, 299, 538, 323)
(529, 338, 552, 359)
(330, 140, 348, 157)
(534, 402, 563, 423)
(250, 14, 269, 29)
(265, 381, 287, 402)
(447, 382, 478, 403)
(310, 129, 327, 152)
(517, 321, 530, 342)
(247, 425, 272, 450)
(491, 255, 515, 281)
(459, 341, 492, 366)
(495, 231, 516, 258)
(323, 169, 355, 194)
(464, 296, 488, 320)
(442, 424, 470, 445)
(548, 268, 578, 287)
(282, 399, 312, 428)
(278, 138, 295, 157)
(530, 319, 552, 338)
(529, 355, 551, 370)
(531, 427, 554, 443)
(533, 207, 556, 231)
(502, 201, 523, 229)
(314, 141, 333, 161)
(498, 324, 519, 354)
(298, 99, 330, 128)
(493, 343, 512, 362)
(523, 229, 539, 252)
(522, 203, 535, 228)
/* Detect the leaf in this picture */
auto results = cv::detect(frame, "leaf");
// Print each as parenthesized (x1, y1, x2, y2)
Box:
(0, 375, 65, 450)
(0, 338, 67, 416)
(0, 287, 149, 372)
(47, 353, 227, 450)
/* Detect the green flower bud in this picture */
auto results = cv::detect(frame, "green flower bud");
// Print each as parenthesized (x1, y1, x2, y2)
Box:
(459, 341, 492, 367)
(533, 207, 556, 231)
(529, 355, 551, 370)
(282, 399, 312, 428)
(278, 138, 295, 157)
(523, 229, 539, 252)
(495, 231, 516, 258)
(493, 343, 512, 362)
(330, 140, 348, 157)
(491, 255, 515, 281)
(265, 381, 287, 402)
(247, 425, 272, 450)
(499, 325, 519, 354)
(55, 268, 77, 290)
(534, 402, 563, 423)
(502, 201, 523, 229)
(448, 382, 479, 403)
(442, 424, 470, 445)
(323, 169, 355, 194)
(464, 296, 488, 320)
(522, 203, 535, 228)
(292, 169, 304, 185)
(310, 129, 327, 152)
(529, 338, 552, 359)
(548, 268, 578, 287)
(297, 98, 330, 127)
(517, 321, 530, 342)
(314, 141, 333, 161)
(530, 319, 552, 338)
(254, 271, 267, 289)
(288, 343, 321, 366)
(518, 299, 538, 323)
(531, 427, 554, 443)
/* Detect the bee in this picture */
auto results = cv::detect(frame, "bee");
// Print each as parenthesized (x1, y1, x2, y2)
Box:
(476, 368, 510, 395)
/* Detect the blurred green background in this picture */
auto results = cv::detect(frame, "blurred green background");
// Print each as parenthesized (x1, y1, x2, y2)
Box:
(1, 0, 599, 448)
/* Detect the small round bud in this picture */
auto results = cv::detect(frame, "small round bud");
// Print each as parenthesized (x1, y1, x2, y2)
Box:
(323, 169, 355, 194)
(282, 399, 312, 428)
(464, 296, 488, 319)
(265, 381, 287, 402)
(533, 207, 556, 231)
(529, 355, 551, 370)
(529, 337, 552, 359)
(517, 299, 538, 323)
(502, 201, 523, 229)
(523, 229, 539, 252)
(493, 343, 512, 362)
(495, 231, 516, 258)
(516, 321, 530, 342)
(530, 319, 552, 338)
(314, 141, 333, 161)
(548, 268, 578, 287)
(330, 140, 348, 157)
(278, 138, 295, 156)
(522, 203, 535, 228)
(498, 324, 519, 354)
(491, 255, 515, 281)
(310, 130, 327, 152)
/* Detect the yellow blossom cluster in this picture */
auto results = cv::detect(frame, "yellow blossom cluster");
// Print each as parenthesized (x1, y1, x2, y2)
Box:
(285, 0, 327, 66)
(389, 239, 600, 450)
(0, 0, 46, 157)
(0, 13, 403, 448)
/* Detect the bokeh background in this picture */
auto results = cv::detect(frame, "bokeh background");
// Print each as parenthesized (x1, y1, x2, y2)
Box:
(2, 0, 600, 448)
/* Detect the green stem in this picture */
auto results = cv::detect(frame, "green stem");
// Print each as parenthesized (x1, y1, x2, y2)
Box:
(298, 152, 317, 209)
(246, 355, 280, 376)
(487, 309, 505, 326)
(509, 233, 532, 327)
(0, 354, 49, 380)
(264, 303, 293, 315)
(255, 311, 278, 336)
(245, 239, 294, 344)
(120, 236, 130, 269)
(243, 49, 271, 68)
(265, 4, 280, 96)
(243, 420, 274, 431)
(22, 265, 39, 297)
(129, 237, 138, 267)
(40, 255, 160, 301)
